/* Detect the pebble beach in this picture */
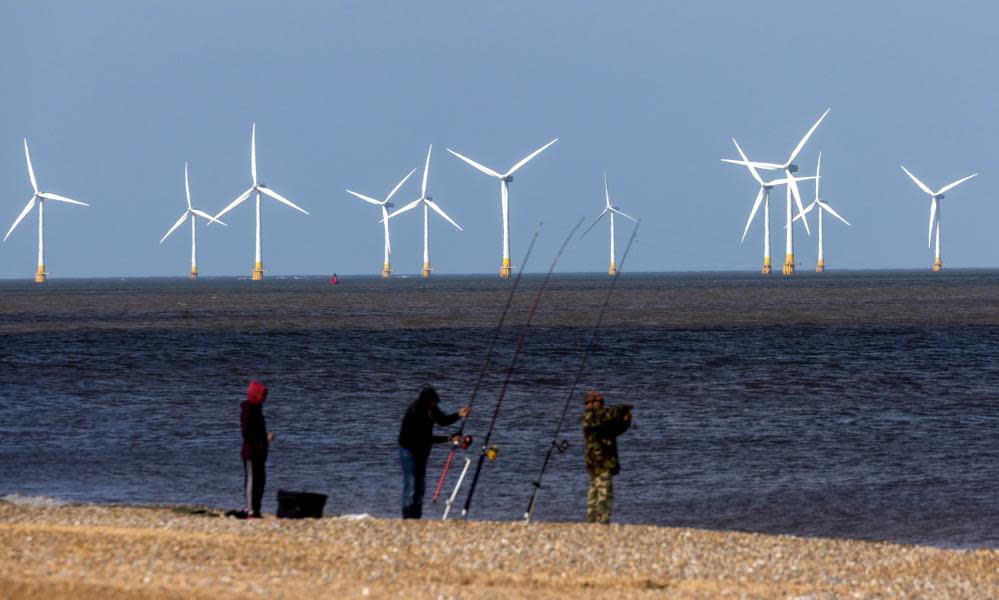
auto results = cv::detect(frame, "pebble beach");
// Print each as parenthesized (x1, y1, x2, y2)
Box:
(1, 499, 996, 599)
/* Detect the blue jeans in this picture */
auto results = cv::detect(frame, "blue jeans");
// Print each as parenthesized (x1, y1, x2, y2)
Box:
(400, 447, 427, 519)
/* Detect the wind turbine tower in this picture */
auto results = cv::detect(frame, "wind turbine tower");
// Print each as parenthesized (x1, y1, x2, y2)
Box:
(794, 153, 850, 272)
(447, 138, 557, 277)
(900, 165, 976, 271)
(3, 139, 88, 283)
(385, 145, 462, 277)
(727, 139, 815, 275)
(724, 109, 829, 275)
(345, 167, 416, 278)
(582, 172, 638, 275)
(213, 123, 309, 280)
(160, 162, 226, 278)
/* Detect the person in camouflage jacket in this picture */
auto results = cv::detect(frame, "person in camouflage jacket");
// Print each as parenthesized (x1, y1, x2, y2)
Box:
(582, 390, 632, 524)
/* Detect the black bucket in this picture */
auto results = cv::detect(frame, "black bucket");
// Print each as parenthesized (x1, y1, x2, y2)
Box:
(276, 489, 327, 519)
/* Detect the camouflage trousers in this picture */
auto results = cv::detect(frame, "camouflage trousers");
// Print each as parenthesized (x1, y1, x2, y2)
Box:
(586, 471, 614, 524)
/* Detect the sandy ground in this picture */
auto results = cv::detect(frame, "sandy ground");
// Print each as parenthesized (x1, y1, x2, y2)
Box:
(0, 501, 996, 599)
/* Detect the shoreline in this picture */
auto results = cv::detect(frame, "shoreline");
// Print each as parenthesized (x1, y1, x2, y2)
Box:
(2, 500, 996, 598)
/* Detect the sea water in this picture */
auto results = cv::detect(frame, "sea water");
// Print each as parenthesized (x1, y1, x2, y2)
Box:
(0, 272, 996, 547)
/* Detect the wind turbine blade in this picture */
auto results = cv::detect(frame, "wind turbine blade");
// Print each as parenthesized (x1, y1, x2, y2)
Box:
(385, 197, 422, 221)
(611, 208, 639, 223)
(37, 192, 88, 206)
(160, 212, 189, 243)
(928, 198, 937, 248)
(386, 168, 417, 203)
(815, 152, 822, 200)
(787, 108, 830, 165)
(788, 174, 811, 234)
(741, 188, 765, 243)
(505, 138, 558, 176)
(936, 173, 978, 195)
(214, 187, 254, 220)
(259, 186, 309, 215)
(250, 123, 257, 186)
(817, 201, 850, 226)
(581, 209, 609, 238)
(23, 139, 38, 194)
(345, 189, 383, 206)
(421, 145, 432, 197)
(732, 138, 764, 186)
(446, 148, 502, 178)
(722, 158, 784, 170)
(185, 161, 192, 209)
(3, 196, 37, 241)
(900, 165, 933, 196)
(425, 199, 462, 231)
(191, 208, 226, 225)
(793, 201, 817, 222)
(604, 171, 611, 208)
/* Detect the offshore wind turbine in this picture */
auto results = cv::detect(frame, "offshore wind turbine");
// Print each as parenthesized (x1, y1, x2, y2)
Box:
(345, 167, 416, 278)
(3, 139, 88, 283)
(900, 165, 977, 272)
(385, 145, 462, 278)
(728, 138, 816, 275)
(213, 123, 308, 280)
(160, 162, 226, 279)
(447, 138, 557, 277)
(581, 172, 638, 275)
(724, 109, 830, 275)
(794, 153, 850, 272)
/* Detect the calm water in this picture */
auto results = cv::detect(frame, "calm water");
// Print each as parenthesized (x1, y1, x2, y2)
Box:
(1, 272, 997, 548)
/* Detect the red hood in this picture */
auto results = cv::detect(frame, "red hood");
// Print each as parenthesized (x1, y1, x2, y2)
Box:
(246, 380, 268, 404)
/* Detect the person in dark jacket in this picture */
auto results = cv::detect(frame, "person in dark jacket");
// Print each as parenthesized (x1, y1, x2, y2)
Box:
(241, 380, 274, 518)
(398, 386, 469, 519)
(582, 389, 632, 524)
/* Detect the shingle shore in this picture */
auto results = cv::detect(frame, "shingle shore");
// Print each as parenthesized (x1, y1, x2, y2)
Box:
(1, 501, 995, 599)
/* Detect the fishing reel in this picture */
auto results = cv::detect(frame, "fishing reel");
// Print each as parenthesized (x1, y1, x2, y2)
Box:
(460, 435, 473, 450)
(485, 445, 498, 461)
(554, 440, 570, 454)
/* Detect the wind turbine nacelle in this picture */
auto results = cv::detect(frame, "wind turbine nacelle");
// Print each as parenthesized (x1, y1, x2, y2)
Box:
(385, 202, 394, 209)
(258, 183, 268, 188)
(425, 195, 432, 201)
(503, 175, 514, 183)
(787, 164, 799, 174)
(935, 194, 945, 200)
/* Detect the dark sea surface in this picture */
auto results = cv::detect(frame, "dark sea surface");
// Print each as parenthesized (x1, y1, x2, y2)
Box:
(1, 271, 997, 548)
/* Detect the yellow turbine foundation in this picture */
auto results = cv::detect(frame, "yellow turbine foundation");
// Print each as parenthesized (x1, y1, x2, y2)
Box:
(500, 257, 512, 278)
(608, 261, 617, 276)
(816, 259, 825, 273)
(34, 264, 46, 284)
(422, 262, 431, 278)
(382, 263, 391, 278)
(782, 253, 795, 276)
(761, 256, 771, 275)
(933, 257, 942, 272)
(252, 261, 264, 281)
(190, 266, 198, 280)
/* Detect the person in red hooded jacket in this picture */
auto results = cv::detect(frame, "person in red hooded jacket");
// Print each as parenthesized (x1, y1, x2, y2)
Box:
(241, 380, 274, 518)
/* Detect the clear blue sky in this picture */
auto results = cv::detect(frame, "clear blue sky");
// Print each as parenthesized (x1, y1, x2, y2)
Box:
(1, 1, 996, 277)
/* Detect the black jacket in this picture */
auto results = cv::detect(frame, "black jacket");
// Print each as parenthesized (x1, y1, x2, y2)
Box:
(240, 400, 268, 461)
(398, 399, 460, 459)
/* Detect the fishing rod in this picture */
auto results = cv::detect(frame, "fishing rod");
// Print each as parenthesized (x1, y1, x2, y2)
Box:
(523, 220, 639, 524)
(457, 217, 585, 519)
(431, 225, 542, 505)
